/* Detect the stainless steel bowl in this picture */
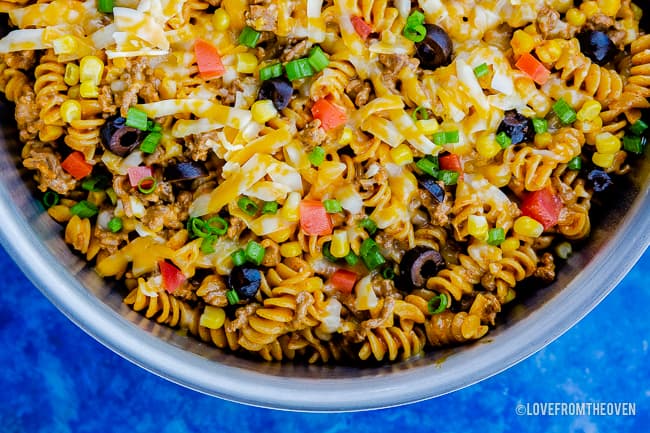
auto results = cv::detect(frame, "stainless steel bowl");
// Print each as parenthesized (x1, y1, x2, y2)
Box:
(1, 62, 648, 413)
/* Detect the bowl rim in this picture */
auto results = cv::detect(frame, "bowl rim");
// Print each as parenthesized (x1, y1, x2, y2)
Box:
(0, 169, 647, 411)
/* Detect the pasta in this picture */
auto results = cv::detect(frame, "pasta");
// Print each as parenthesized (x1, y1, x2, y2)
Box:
(0, 0, 648, 364)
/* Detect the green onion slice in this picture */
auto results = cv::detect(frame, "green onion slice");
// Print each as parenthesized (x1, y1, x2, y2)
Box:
(428, 293, 448, 314)
(237, 197, 258, 216)
(42, 191, 60, 208)
(285, 58, 314, 81)
(107, 217, 122, 233)
(552, 98, 577, 125)
(245, 240, 265, 266)
(307, 46, 329, 72)
(308, 146, 326, 167)
(323, 199, 343, 213)
(231, 249, 247, 267)
(238, 26, 261, 48)
(137, 176, 157, 194)
(125, 107, 148, 131)
(259, 63, 282, 81)
(70, 200, 98, 218)
(487, 227, 505, 246)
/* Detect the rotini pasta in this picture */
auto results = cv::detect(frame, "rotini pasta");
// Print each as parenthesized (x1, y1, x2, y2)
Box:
(0, 0, 647, 364)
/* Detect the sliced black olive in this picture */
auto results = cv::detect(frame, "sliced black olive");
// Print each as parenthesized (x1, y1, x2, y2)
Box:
(258, 77, 293, 110)
(577, 30, 618, 66)
(416, 24, 453, 70)
(399, 246, 445, 289)
(100, 116, 143, 156)
(587, 169, 613, 192)
(163, 162, 208, 182)
(228, 266, 262, 300)
(418, 177, 445, 203)
(497, 110, 534, 145)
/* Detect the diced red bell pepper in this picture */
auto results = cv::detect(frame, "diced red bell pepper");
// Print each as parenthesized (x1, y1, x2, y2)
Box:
(439, 153, 464, 180)
(61, 151, 92, 180)
(158, 260, 186, 294)
(194, 39, 226, 79)
(311, 99, 347, 131)
(520, 186, 562, 230)
(299, 200, 333, 236)
(330, 269, 358, 294)
(127, 166, 153, 188)
(351, 16, 373, 40)
(515, 53, 551, 85)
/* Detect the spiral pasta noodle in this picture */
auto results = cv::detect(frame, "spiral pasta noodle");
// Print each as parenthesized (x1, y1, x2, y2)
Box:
(0, 0, 647, 365)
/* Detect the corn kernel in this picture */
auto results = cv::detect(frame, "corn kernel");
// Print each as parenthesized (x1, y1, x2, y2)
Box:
(87, 190, 106, 207)
(416, 118, 439, 135)
(236, 52, 258, 74)
(339, 126, 353, 145)
(305, 277, 324, 292)
(597, 0, 620, 17)
(52, 35, 78, 55)
(511, 30, 537, 56)
(476, 132, 501, 159)
(566, 8, 587, 26)
(534, 132, 553, 148)
(580, 1, 600, 18)
(47, 204, 71, 223)
(595, 132, 621, 153)
(251, 99, 277, 123)
(280, 192, 300, 222)
(514, 216, 544, 238)
(39, 125, 63, 142)
(555, 0, 573, 13)
(160, 77, 177, 99)
(330, 229, 350, 258)
(389, 143, 414, 165)
(199, 306, 226, 329)
(592, 151, 615, 168)
(577, 100, 602, 122)
(482, 164, 511, 188)
(267, 227, 292, 243)
(67, 85, 80, 99)
(79, 55, 104, 86)
(64, 63, 79, 86)
(59, 100, 82, 124)
(212, 8, 231, 31)
(280, 241, 303, 258)
(79, 81, 99, 98)
(500, 237, 520, 253)
(467, 215, 488, 241)
(535, 40, 563, 64)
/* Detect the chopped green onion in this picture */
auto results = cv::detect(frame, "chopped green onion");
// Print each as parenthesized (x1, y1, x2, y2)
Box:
(552, 98, 577, 125)
(432, 131, 447, 146)
(308, 146, 326, 167)
(307, 46, 329, 72)
(205, 216, 228, 236)
(323, 199, 342, 213)
(81, 175, 108, 192)
(231, 249, 246, 266)
(427, 293, 448, 314)
(262, 201, 279, 214)
(438, 170, 459, 185)
(473, 63, 489, 78)
(147, 121, 162, 132)
(137, 176, 157, 194)
(106, 187, 117, 205)
(245, 240, 265, 265)
(403, 11, 426, 42)
(381, 266, 395, 280)
(629, 119, 648, 136)
(125, 107, 148, 131)
(360, 238, 386, 270)
(567, 156, 582, 170)
(285, 58, 314, 80)
(322, 242, 338, 262)
(97, 0, 113, 14)
(411, 106, 429, 121)
(188, 217, 208, 238)
(226, 289, 240, 305)
(444, 130, 459, 143)
(359, 217, 378, 235)
(496, 131, 512, 149)
(201, 236, 216, 254)
(259, 63, 282, 81)
(344, 251, 359, 266)
(623, 135, 646, 154)
(555, 241, 573, 260)
(532, 118, 548, 134)
(487, 227, 505, 246)
(42, 191, 60, 209)
(237, 197, 258, 216)
(70, 200, 98, 218)
(107, 217, 122, 233)
(238, 26, 261, 48)
(415, 157, 439, 178)
(140, 132, 162, 154)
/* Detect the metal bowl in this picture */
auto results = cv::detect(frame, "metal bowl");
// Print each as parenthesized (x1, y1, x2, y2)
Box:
(0, 34, 648, 413)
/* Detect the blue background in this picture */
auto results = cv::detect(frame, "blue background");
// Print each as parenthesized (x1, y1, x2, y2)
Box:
(0, 246, 647, 432)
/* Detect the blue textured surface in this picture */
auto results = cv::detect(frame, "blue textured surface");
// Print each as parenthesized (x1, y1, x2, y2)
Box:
(0, 245, 647, 432)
